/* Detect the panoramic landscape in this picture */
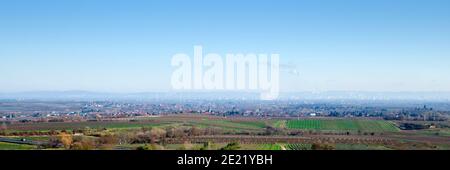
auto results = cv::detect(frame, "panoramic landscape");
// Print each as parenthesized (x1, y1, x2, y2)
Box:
(1, 92, 449, 150)
(1, 0, 450, 154)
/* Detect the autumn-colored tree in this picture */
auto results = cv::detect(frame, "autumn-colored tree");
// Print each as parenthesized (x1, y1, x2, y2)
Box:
(149, 127, 167, 143)
(58, 132, 73, 149)
(188, 126, 201, 136)
(98, 134, 118, 145)
(173, 127, 187, 138)
(71, 141, 95, 150)
(117, 132, 135, 144)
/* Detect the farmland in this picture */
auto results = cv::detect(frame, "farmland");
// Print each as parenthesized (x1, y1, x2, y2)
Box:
(286, 143, 312, 150)
(0, 142, 37, 150)
(3, 117, 400, 134)
(284, 119, 399, 132)
(4, 121, 171, 131)
(1, 114, 449, 150)
(258, 144, 283, 150)
(3, 116, 268, 133)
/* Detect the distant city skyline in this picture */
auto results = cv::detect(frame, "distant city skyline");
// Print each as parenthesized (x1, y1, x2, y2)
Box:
(1, 0, 450, 93)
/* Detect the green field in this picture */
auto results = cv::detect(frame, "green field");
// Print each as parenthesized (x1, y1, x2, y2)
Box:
(285, 119, 399, 132)
(258, 144, 283, 150)
(286, 143, 312, 150)
(272, 120, 287, 128)
(335, 144, 391, 150)
(5, 121, 171, 131)
(8, 136, 50, 142)
(182, 119, 267, 131)
(5, 117, 268, 132)
(0, 142, 37, 150)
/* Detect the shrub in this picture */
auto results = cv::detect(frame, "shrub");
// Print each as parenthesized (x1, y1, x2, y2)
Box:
(221, 142, 240, 150)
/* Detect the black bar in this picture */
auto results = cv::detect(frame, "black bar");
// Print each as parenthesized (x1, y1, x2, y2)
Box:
(0, 150, 447, 169)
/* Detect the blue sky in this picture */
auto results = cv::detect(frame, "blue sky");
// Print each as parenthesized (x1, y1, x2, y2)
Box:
(1, 0, 449, 93)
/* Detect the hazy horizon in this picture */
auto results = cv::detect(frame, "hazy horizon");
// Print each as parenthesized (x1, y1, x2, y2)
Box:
(2, 90, 450, 101)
